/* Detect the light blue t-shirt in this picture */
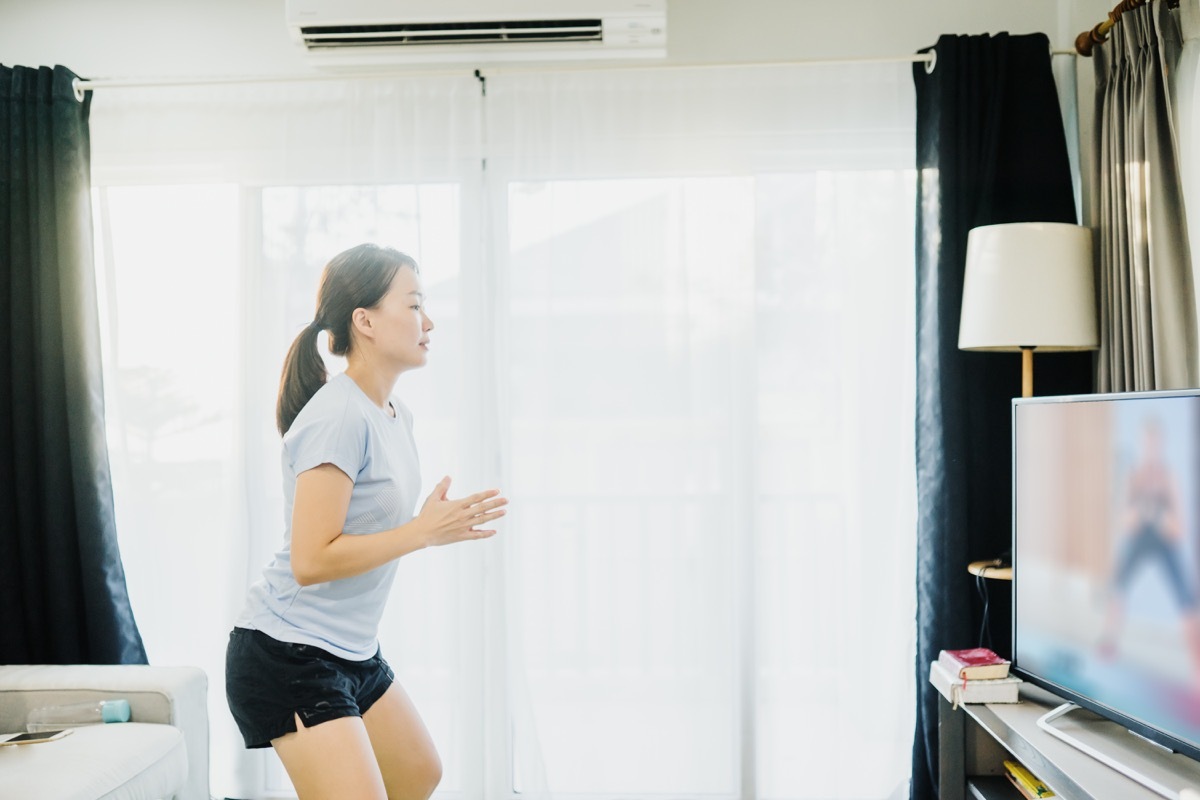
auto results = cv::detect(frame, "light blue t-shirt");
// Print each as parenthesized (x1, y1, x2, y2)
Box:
(235, 372, 421, 660)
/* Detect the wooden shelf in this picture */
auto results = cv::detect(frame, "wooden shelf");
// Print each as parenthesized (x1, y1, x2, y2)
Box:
(968, 560, 1012, 581)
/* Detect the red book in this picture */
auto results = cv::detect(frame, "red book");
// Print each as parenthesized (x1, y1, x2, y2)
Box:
(938, 647, 1011, 681)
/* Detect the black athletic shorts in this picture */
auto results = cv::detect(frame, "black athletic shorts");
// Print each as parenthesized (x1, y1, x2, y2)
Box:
(225, 627, 395, 749)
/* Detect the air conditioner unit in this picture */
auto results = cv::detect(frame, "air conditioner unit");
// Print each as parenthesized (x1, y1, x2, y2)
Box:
(285, 0, 667, 67)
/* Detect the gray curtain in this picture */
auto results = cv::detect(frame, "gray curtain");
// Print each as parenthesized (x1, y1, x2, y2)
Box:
(1095, 0, 1199, 391)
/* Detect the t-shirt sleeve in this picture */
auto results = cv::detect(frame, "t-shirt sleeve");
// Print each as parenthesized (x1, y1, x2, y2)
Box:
(284, 393, 367, 482)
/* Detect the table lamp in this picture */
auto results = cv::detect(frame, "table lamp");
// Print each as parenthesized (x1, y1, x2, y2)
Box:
(958, 222, 1098, 397)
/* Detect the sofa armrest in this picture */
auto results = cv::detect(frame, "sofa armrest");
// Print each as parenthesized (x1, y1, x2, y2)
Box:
(0, 665, 209, 800)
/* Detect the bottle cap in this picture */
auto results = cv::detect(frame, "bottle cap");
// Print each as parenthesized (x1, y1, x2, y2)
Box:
(101, 699, 131, 723)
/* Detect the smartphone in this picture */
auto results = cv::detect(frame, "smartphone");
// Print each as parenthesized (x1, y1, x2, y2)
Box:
(0, 729, 73, 745)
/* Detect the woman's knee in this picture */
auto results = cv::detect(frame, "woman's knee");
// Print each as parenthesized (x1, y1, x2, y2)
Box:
(415, 748, 443, 798)
(382, 744, 442, 800)
(428, 754, 444, 795)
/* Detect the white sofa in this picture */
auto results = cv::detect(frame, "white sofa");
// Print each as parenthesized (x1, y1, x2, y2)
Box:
(0, 664, 209, 800)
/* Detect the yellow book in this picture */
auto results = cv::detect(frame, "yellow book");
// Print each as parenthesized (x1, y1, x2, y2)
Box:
(1004, 760, 1055, 798)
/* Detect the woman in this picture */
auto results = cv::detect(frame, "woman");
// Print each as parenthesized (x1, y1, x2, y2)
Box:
(226, 243, 507, 799)
(1099, 415, 1200, 673)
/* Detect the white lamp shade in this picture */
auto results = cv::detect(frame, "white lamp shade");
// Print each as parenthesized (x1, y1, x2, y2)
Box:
(958, 222, 1098, 352)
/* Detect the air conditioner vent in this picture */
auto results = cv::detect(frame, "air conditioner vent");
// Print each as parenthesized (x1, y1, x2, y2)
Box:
(300, 18, 605, 49)
(285, 0, 666, 65)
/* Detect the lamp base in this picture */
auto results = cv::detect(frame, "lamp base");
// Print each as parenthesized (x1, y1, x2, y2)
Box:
(1021, 347, 1034, 398)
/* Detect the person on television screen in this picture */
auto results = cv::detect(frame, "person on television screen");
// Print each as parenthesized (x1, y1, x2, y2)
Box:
(1099, 415, 1200, 673)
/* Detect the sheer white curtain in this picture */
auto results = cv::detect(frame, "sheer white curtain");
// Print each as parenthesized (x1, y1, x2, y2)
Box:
(487, 64, 916, 800)
(89, 62, 915, 800)
(91, 76, 484, 799)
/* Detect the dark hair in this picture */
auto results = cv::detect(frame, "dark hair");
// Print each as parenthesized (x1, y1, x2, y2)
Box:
(276, 243, 419, 435)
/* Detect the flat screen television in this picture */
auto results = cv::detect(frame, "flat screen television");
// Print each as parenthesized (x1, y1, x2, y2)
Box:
(1013, 390, 1200, 767)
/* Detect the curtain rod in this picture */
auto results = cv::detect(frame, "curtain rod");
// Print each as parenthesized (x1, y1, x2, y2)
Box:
(71, 49, 1076, 97)
(1075, 0, 1181, 56)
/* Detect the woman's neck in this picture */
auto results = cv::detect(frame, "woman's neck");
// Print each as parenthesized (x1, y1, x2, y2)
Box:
(344, 361, 400, 411)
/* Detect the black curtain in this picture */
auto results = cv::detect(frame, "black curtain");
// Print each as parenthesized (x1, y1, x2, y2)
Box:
(0, 64, 146, 665)
(910, 35, 1092, 799)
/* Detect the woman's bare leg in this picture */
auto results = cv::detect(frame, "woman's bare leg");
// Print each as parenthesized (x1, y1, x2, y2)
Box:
(273, 714, 388, 800)
(363, 683, 443, 800)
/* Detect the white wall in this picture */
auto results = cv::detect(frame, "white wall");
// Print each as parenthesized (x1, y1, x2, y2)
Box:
(1063, 0, 1121, 45)
(0, 0, 1079, 78)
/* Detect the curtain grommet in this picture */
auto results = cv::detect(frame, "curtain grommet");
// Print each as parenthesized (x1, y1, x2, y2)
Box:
(72, 78, 85, 103)
(925, 49, 938, 75)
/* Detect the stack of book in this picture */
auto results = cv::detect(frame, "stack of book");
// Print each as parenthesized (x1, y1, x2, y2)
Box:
(929, 647, 1022, 709)
(1003, 759, 1054, 798)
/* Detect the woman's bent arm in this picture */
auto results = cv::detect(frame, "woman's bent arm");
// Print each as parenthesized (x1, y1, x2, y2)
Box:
(290, 465, 507, 586)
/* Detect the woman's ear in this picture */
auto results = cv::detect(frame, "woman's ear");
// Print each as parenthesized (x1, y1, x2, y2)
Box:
(351, 307, 374, 340)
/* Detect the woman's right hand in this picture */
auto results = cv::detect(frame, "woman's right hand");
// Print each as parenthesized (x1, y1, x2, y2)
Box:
(415, 476, 508, 547)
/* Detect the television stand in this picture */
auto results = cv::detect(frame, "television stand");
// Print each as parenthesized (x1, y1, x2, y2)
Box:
(1037, 701, 1184, 799)
(937, 682, 1200, 800)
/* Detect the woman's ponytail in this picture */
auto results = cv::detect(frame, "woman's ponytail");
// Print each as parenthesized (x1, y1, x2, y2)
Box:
(276, 321, 327, 435)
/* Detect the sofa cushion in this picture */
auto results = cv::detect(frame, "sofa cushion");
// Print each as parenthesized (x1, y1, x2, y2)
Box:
(0, 665, 208, 800)
(0, 722, 186, 800)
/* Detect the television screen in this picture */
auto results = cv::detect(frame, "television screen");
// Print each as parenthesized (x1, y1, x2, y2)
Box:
(1014, 391, 1200, 759)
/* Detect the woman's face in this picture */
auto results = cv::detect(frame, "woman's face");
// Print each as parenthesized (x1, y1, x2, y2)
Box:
(360, 265, 434, 373)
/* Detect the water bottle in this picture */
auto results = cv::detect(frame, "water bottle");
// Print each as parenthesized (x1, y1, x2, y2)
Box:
(26, 699, 131, 732)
